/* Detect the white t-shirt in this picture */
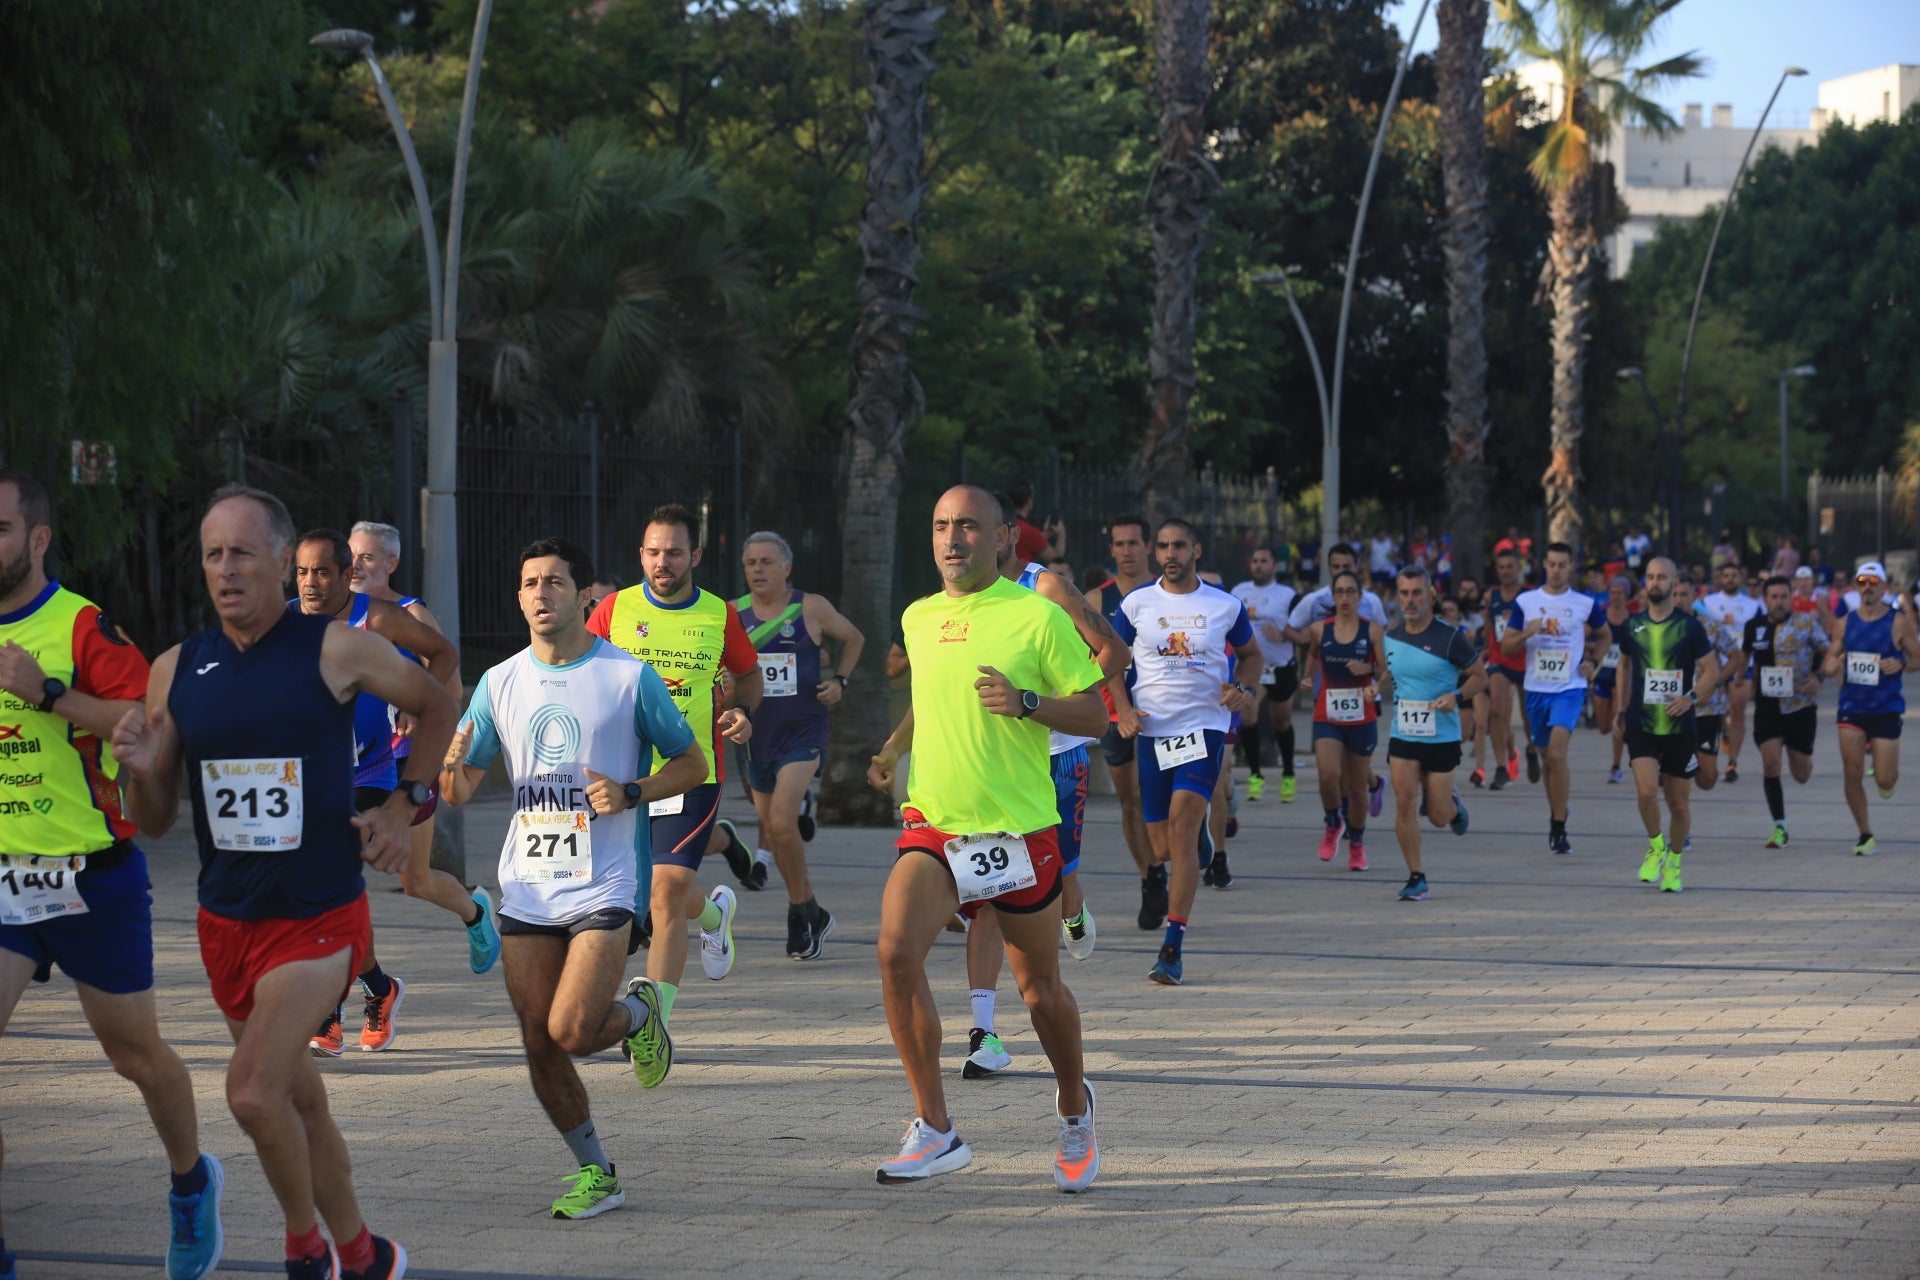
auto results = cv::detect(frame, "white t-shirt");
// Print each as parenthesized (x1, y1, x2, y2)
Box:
(462, 638, 695, 926)
(1288, 585, 1389, 629)
(1507, 587, 1610, 694)
(1703, 590, 1763, 633)
(1113, 581, 1254, 737)
(1231, 579, 1299, 672)
(1368, 537, 1397, 575)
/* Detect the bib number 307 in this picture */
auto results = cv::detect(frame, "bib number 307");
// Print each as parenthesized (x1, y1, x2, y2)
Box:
(941, 832, 1037, 904)
(0, 866, 87, 927)
(1153, 731, 1207, 769)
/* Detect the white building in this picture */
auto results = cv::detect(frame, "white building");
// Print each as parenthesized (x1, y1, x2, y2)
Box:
(1506, 62, 1917, 275)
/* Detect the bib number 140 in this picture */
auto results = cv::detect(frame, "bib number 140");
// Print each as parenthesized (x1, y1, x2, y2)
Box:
(0, 866, 87, 927)
(941, 832, 1038, 904)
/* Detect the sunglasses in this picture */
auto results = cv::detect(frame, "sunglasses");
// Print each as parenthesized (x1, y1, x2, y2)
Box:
(1858, 576, 1884, 586)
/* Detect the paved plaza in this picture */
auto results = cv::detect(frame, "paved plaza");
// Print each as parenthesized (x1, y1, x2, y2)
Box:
(5, 710, 1917, 1279)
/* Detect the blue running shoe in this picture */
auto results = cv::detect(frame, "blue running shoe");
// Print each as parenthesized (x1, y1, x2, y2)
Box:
(1449, 788, 1469, 836)
(1, 1248, 16, 1280)
(467, 887, 501, 975)
(1148, 944, 1183, 986)
(167, 1153, 224, 1280)
(1398, 872, 1430, 901)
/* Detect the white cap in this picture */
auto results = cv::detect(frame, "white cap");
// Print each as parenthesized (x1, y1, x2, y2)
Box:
(1793, 566, 1814, 578)
(1857, 561, 1888, 581)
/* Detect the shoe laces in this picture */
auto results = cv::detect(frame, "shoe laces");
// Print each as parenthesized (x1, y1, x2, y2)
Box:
(363, 991, 389, 1031)
(1058, 1114, 1093, 1162)
(897, 1117, 946, 1156)
(170, 1195, 199, 1240)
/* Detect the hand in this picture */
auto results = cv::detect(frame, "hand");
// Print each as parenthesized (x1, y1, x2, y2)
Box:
(1044, 516, 1065, 539)
(1116, 706, 1143, 740)
(584, 768, 626, 815)
(1260, 621, 1285, 644)
(442, 723, 473, 772)
(352, 800, 412, 874)
(1433, 693, 1458, 714)
(718, 707, 753, 744)
(815, 677, 844, 707)
(1218, 682, 1254, 715)
(1344, 660, 1372, 677)
(1578, 660, 1596, 680)
(1612, 716, 1626, 745)
(111, 704, 166, 778)
(394, 711, 417, 740)
(867, 747, 899, 791)
(1881, 656, 1903, 675)
(1665, 691, 1695, 717)
(974, 665, 1021, 718)
(1797, 676, 1822, 697)
(0, 641, 48, 704)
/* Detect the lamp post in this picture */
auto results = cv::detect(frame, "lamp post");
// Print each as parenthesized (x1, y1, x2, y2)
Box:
(1616, 366, 1673, 548)
(1252, 269, 1333, 573)
(1777, 363, 1815, 505)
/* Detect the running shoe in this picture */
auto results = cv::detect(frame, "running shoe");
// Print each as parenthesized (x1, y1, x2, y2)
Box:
(550, 1164, 624, 1220)
(715, 818, 755, 885)
(963, 1027, 1012, 1078)
(1368, 774, 1385, 818)
(1246, 775, 1266, 801)
(1608, 766, 1624, 785)
(1397, 872, 1430, 901)
(786, 904, 811, 958)
(1867, 756, 1876, 779)
(0, 1251, 14, 1280)
(1526, 749, 1542, 784)
(700, 884, 738, 980)
(1448, 789, 1469, 836)
(1053, 1080, 1099, 1194)
(1280, 776, 1296, 803)
(359, 977, 404, 1052)
(946, 912, 970, 935)
(1469, 768, 1486, 788)
(1206, 850, 1234, 889)
(1138, 866, 1169, 930)
(623, 977, 673, 1088)
(796, 903, 836, 961)
(340, 1236, 405, 1280)
(1063, 906, 1096, 961)
(876, 1119, 972, 1184)
(166, 1153, 224, 1280)
(1224, 815, 1239, 839)
(1878, 786, 1896, 801)
(1659, 851, 1683, 893)
(1724, 763, 1739, 783)
(1347, 839, 1367, 872)
(1766, 824, 1789, 849)
(1853, 834, 1878, 857)
(797, 813, 816, 843)
(1506, 747, 1520, 781)
(1548, 831, 1572, 857)
(310, 1008, 345, 1058)
(799, 780, 818, 843)
(1489, 769, 1510, 792)
(1318, 817, 1343, 861)
(285, 1247, 340, 1280)
(1148, 945, 1183, 986)
(467, 888, 500, 975)
(1638, 837, 1667, 883)
(744, 860, 770, 891)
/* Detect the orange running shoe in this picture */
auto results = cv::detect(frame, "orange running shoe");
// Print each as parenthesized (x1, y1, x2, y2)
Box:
(359, 977, 405, 1052)
(310, 1007, 345, 1058)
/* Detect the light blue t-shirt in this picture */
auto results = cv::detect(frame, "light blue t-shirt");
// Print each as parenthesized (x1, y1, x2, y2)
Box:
(1384, 620, 1479, 744)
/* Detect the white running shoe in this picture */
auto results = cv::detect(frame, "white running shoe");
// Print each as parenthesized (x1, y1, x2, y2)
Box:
(1063, 905, 1097, 961)
(1054, 1080, 1099, 1193)
(876, 1118, 973, 1184)
(700, 884, 737, 980)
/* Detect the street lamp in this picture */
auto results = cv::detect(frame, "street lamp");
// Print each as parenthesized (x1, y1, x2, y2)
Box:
(1253, 270, 1333, 575)
(1778, 363, 1815, 505)
(1616, 366, 1674, 548)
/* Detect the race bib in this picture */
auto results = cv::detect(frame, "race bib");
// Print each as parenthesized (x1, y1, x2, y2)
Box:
(1846, 652, 1882, 686)
(1642, 669, 1683, 704)
(941, 832, 1037, 904)
(1600, 645, 1621, 670)
(1154, 731, 1207, 769)
(1325, 688, 1367, 723)
(1493, 617, 1509, 641)
(199, 758, 303, 852)
(1260, 663, 1279, 687)
(511, 809, 593, 883)
(1395, 699, 1437, 738)
(1760, 665, 1794, 699)
(0, 864, 87, 927)
(649, 792, 685, 817)
(761, 652, 798, 698)
(1531, 647, 1572, 685)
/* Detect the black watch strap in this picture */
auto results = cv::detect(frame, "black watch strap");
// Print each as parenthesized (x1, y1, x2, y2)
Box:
(623, 781, 644, 804)
(37, 678, 65, 714)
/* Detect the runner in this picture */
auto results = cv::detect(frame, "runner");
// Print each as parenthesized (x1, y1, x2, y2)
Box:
(1728, 575, 1828, 847)
(1820, 561, 1920, 857)
(1499, 542, 1611, 856)
(114, 483, 457, 1280)
(293, 528, 494, 1057)
(1682, 575, 1743, 793)
(438, 538, 705, 1218)
(1378, 566, 1484, 902)
(1592, 575, 1634, 785)
(1112, 518, 1259, 986)
(0, 471, 225, 1280)
(1612, 557, 1720, 892)
(1482, 547, 1532, 790)
(1285, 543, 1389, 820)
(1231, 547, 1300, 804)
(863, 485, 1106, 1191)
(585, 505, 759, 1059)
(1305, 571, 1386, 872)
(735, 531, 864, 958)
(1089, 515, 1163, 930)
(1702, 562, 1763, 782)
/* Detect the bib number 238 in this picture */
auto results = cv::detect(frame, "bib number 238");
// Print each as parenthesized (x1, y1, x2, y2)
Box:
(1154, 731, 1207, 769)
(941, 832, 1037, 904)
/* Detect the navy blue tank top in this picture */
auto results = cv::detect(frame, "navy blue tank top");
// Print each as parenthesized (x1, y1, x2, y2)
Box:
(172, 610, 364, 919)
(1315, 617, 1379, 724)
(739, 589, 828, 760)
(1838, 608, 1905, 717)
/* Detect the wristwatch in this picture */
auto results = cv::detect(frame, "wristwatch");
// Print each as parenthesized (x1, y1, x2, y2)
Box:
(622, 780, 644, 807)
(1018, 689, 1041, 719)
(834, 674, 851, 689)
(36, 678, 65, 714)
(398, 780, 434, 809)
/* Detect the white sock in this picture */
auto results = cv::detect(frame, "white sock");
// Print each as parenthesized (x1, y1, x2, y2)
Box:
(970, 988, 996, 1034)
(755, 846, 774, 868)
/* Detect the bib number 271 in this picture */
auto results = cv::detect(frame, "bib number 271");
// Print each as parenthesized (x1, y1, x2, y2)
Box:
(941, 832, 1038, 904)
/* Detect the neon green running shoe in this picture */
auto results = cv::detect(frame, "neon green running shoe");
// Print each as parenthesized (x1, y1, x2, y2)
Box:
(1638, 837, 1667, 884)
(1659, 850, 1683, 893)
(623, 977, 673, 1089)
(1245, 776, 1266, 801)
(550, 1164, 624, 1220)
(1765, 824, 1789, 849)
(1279, 776, 1296, 803)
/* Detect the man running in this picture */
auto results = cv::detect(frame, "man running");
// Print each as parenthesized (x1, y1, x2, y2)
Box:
(1500, 542, 1611, 856)
(1613, 557, 1720, 892)
(1378, 566, 1483, 902)
(864, 485, 1106, 1192)
(1089, 515, 1162, 930)
(586, 505, 759, 1061)
(1820, 561, 1920, 857)
(1231, 547, 1300, 804)
(294, 529, 495, 1056)
(1729, 575, 1828, 847)
(1112, 519, 1259, 987)
(1482, 547, 1532, 789)
(1702, 561, 1763, 782)
(1683, 575, 1743, 793)
(0, 471, 224, 1280)
(736, 531, 864, 959)
(114, 483, 457, 1280)
(439, 538, 705, 1219)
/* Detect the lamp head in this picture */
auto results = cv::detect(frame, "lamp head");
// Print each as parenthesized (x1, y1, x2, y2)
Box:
(1616, 367, 1643, 380)
(1789, 364, 1816, 377)
(310, 28, 376, 54)
(1784, 67, 1809, 77)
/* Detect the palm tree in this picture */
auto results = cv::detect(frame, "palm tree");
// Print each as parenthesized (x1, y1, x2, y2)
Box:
(1138, 0, 1218, 524)
(825, 0, 938, 824)
(1493, 0, 1702, 546)
(1437, 0, 1492, 581)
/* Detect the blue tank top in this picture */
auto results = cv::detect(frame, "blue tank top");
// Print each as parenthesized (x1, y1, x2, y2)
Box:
(1838, 608, 1905, 717)
(172, 611, 365, 919)
(1315, 617, 1378, 724)
(738, 589, 828, 759)
(289, 597, 398, 789)
(387, 594, 422, 760)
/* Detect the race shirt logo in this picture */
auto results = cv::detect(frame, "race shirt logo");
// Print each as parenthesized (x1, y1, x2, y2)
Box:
(633, 621, 650, 639)
(939, 619, 970, 644)
(1158, 631, 1196, 660)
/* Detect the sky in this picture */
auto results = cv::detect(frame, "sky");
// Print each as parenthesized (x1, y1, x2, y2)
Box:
(1385, 0, 1919, 129)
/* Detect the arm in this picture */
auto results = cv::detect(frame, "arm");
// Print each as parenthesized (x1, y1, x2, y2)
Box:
(867, 705, 915, 790)
(110, 647, 185, 838)
(1037, 571, 1130, 680)
(1450, 655, 1488, 708)
(1613, 645, 1634, 740)
(886, 642, 911, 681)
(0, 636, 143, 741)
(1688, 650, 1721, 712)
(590, 739, 708, 816)
(1223, 640, 1261, 713)
(716, 606, 762, 743)
(805, 593, 867, 704)
(1896, 613, 1920, 668)
(1498, 605, 1534, 656)
(369, 598, 461, 699)
(1820, 618, 1846, 675)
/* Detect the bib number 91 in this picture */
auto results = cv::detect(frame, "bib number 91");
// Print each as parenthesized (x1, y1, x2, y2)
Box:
(762, 652, 798, 698)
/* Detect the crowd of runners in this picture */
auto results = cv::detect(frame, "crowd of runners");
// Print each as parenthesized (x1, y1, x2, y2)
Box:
(0, 468, 1911, 1278)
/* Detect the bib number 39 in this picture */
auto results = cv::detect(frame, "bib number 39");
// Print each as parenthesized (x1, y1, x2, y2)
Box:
(0, 866, 87, 927)
(200, 758, 303, 852)
(941, 832, 1038, 905)
(1153, 731, 1207, 769)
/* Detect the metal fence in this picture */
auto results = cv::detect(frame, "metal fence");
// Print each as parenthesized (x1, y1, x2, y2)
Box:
(1807, 470, 1919, 584)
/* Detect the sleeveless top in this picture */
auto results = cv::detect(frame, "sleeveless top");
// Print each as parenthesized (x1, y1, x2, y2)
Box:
(172, 611, 363, 919)
(1016, 563, 1093, 756)
(1314, 617, 1378, 725)
(1838, 609, 1905, 717)
(736, 588, 828, 761)
(289, 597, 396, 790)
